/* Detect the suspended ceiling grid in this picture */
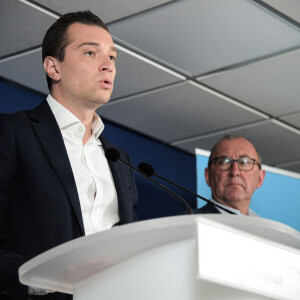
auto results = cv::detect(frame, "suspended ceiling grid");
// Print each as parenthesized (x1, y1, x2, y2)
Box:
(0, 0, 300, 172)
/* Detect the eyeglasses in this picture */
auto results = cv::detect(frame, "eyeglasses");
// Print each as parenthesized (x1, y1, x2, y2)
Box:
(210, 156, 261, 171)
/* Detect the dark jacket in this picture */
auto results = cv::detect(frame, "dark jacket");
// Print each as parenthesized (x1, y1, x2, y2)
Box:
(0, 101, 138, 299)
(194, 202, 220, 214)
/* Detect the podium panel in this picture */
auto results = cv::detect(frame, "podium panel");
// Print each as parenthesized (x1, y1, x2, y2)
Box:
(197, 220, 300, 299)
(19, 215, 300, 300)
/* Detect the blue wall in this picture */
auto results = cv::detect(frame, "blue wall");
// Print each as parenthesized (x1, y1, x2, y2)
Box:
(104, 122, 197, 219)
(0, 79, 44, 113)
(0, 78, 197, 221)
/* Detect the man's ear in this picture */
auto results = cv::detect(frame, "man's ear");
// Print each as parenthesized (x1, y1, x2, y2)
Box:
(204, 167, 211, 187)
(256, 169, 266, 189)
(44, 56, 60, 82)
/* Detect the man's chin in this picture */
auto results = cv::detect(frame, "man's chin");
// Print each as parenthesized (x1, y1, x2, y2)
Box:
(224, 190, 243, 202)
(89, 97, 111, 108)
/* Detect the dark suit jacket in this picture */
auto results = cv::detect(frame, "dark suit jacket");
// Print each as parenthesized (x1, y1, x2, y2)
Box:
(194, 202, 220, 214)
(0, 101, 138, 299)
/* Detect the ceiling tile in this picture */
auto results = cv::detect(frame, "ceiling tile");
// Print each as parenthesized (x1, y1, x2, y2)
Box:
(261, 0, 300, 23)
(0, 0, 56, 57)
(280, 112, 300, 129)
(34, 0, 174, 23)
(173, 120, 300, 167)
(0, 49, 48, 94)
(99, 81, 266, 142)
(111, 46, 184, 100)
(276, 161, 300, 174)
(198, 50, 300, 117)
(109, 0, 300, 76)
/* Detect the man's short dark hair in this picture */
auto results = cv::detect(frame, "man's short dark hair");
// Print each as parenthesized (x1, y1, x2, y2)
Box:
(42, 10, 109, 91)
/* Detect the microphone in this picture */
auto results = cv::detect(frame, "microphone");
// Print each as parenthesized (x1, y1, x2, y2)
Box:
(138, 162, 236, 215)
(105, 148, 194, 214)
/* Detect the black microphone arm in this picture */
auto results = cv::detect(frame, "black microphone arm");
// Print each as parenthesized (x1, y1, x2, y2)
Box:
(105, 148, 194, 215)
(138, 162, 236, 215)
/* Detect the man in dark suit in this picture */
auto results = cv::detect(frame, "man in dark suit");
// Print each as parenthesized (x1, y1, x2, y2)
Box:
(0, 11, 137, 299)
(196, 135, 265, 216)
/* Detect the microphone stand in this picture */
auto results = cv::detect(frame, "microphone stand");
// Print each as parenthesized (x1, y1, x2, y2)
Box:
(138, 163, 236, 215)
(105, 148, 194, 214)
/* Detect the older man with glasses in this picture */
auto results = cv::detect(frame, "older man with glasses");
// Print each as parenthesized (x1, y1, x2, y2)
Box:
(196, 135, 266, 216)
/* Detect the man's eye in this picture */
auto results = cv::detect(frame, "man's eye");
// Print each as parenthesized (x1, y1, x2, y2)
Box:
(109, 56, 116, 62)
(219, 158, 231, 165)
(240, 158, 250, 165)
(85, 51, 94, 56)
(224, 158, 232, 164)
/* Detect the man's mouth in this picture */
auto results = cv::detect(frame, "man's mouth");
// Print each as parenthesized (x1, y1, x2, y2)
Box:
(100, 79, 113, 88)
(226, 182, 242, 187)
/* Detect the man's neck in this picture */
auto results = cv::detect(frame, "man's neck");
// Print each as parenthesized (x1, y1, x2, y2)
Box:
(213, 198, 250, 215)
(82, 120, 93, 145)
(50, 91, 96, 124)
(49, 93, 95, 145)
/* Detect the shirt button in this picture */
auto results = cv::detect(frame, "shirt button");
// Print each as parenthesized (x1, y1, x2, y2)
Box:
(79, 126, 84, 131)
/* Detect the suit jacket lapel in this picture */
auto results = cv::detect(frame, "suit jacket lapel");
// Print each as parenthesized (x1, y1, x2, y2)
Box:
(101, 138, 123, 193)
(100, 137, 130, 224)
(30, 101, 85, 235)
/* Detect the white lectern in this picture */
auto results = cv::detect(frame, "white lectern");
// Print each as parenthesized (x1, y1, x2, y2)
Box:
(19, 215, 300, 300)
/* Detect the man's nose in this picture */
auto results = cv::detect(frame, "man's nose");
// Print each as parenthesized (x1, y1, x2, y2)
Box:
(99, 57, 114, 72)
(229, 161, 240, 176)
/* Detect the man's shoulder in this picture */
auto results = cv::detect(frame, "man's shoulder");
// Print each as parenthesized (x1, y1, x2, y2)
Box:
(0, 100, 55, 137)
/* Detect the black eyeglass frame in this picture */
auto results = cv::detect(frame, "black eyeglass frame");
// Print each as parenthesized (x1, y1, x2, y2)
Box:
(209, 156, 262, 170)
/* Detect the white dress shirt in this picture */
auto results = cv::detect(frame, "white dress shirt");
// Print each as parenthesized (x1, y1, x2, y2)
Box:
(210, 198, 258, 216)
(47, 95, 119, 235)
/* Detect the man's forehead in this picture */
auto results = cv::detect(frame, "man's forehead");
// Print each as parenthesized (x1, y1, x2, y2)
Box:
(213, 138, 258, 158)
(66, 23, 113, 42)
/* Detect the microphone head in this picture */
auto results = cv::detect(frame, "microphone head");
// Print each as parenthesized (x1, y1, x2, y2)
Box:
(138, 162, 155, 177)
(105, 148, 120, 162)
